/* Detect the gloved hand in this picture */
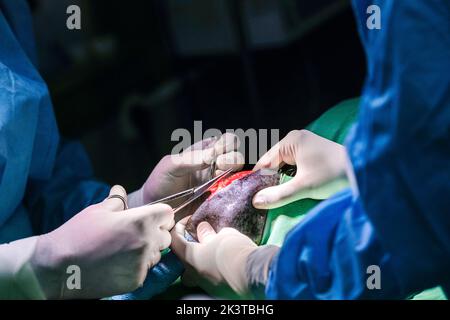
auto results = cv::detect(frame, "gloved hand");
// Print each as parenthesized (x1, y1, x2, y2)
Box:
(30, 185, 174, 299)
(128, 133, 244, 210)
(170, 216, 258, 297)
(253, 130, 348, 209)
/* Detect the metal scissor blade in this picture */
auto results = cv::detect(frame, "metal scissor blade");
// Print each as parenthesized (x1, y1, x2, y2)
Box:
(192, 167, 234, 198)
(172, 167, 234, 214)
(145, 167, 234, 207)
(145, 188, 194, 206)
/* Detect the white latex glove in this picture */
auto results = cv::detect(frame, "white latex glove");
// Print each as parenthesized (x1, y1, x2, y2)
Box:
(27, 185, 174, 299)
(253, 130, 348, 209)
(170, 216, 258, 297)
(128, 133, 244, 210)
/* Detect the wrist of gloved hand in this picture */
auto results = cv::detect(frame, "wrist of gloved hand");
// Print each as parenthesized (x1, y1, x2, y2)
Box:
(218, 243, 279, 298)
(214, 235, 258, 296)
(0, 236, 48, 299)
(245, 245, 280, 299)
(29, 185, 175, 300)
(171, 218, 279, 299)
(30, 232, 70, 299)
(205, 241, 278, 299)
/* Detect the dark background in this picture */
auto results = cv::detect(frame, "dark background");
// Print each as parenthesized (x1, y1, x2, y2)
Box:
(30, 0, 366, 192)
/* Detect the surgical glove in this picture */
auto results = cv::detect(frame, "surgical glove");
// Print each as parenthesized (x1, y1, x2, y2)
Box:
(171, 216, 267, 297)
(128, 133, 244, 209)
(0, 237, 44, 299)
(253, 130, 347, 209)
(30, 185, 174, 299)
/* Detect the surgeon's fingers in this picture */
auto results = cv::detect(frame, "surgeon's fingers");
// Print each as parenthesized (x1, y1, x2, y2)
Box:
(102, 185, 128, 211)
(128, 203, 174, 231)
(170, 134, 242, 175)
(158, 229, 172, 250)
(214, 133, 240, 155)
(187, 136, 218, 152)
(167, 150, 211, 175)
(200, 133, 241, 167)
(170, 216, 191, 259)
(253, 132, 299, 171)
(253, 143, 284, 172)
(197, 222, 217, 244)
(150, 204, 175, 230)
(167, 144, 223, 175)
(157, 206, 175, 231)
(215, 151, 244, 174)
(171, 136, 218, 170)
(252, 175, 306, 209)
(175, 216, 190, 235)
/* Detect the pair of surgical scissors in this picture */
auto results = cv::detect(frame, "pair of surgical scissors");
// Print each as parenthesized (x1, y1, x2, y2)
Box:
(145, 167, 234, 214)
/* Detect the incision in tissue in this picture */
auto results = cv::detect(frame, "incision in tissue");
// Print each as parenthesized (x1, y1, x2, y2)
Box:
(185, 169, 280, 244)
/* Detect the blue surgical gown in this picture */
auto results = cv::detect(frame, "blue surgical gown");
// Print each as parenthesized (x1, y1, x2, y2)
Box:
(0, 0, 183, 299)
(266, 0, 450, 299)
(0, 0, 110, 243)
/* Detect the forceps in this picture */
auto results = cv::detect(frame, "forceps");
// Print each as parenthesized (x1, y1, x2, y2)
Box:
(145, 166, 234, 214)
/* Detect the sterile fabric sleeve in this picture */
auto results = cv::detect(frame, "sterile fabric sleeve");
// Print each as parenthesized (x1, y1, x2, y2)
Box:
(347, 0, 450, 293)
(247, 245, 279, 299)
(0, 237, 45, 299)
(0, 0, 110, 235)
(0, 0, 183, 300)
(25, 140, 110, 235)
(108, 251, 184, 300)
(266, 190, 404, 299)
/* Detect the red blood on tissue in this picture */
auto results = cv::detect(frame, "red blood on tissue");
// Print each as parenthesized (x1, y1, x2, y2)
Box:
(186, 169, 280, 244)
(207, 171, 252, 199)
